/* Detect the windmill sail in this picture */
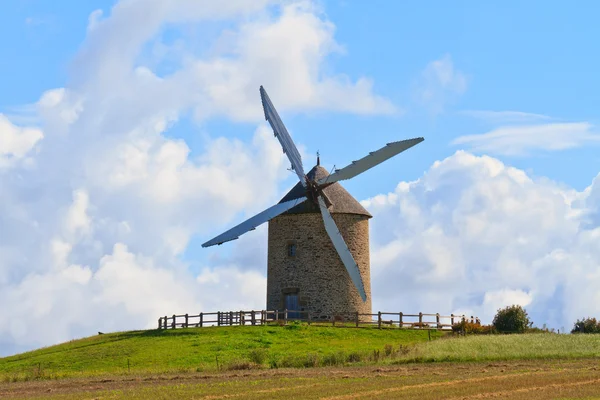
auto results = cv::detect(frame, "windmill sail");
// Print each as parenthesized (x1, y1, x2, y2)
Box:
(202, 197, 307, 248)
(317, 196, 367, 301)
(317, 137, 424, 185)
(260, 86, 307, 187)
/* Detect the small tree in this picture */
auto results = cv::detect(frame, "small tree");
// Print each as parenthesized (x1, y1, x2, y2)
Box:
(492, 305, 532, 333)
(571, 317, 600, 334)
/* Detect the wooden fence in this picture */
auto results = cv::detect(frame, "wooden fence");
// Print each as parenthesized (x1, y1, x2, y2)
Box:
(157, 310, 480, 330)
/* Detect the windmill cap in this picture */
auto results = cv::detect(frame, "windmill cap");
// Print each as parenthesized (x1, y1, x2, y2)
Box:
(277, 165, 372, 217)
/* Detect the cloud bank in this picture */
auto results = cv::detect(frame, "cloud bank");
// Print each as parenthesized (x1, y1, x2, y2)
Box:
(364, 151, 600, 329)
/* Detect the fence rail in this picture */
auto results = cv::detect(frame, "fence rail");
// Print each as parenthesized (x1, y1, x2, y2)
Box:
(157, 310, 480, 330)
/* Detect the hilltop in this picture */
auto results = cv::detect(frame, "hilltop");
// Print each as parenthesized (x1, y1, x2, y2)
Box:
(0, 325, 439, 379)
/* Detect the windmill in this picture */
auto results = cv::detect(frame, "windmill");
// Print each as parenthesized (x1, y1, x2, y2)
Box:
(203, 86, 423, 310)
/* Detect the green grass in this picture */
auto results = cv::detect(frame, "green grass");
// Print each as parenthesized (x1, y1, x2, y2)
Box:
(0, 324, 439, 379)
(402, 333, 600, 363)
(3, 324, 600, 384)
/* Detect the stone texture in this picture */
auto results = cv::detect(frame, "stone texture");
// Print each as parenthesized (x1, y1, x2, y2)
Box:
(267, 212, 372, 321)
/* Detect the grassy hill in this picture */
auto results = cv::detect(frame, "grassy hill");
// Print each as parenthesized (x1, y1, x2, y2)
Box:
(0, 324, 440, 380)
(2, 324, 600, 382)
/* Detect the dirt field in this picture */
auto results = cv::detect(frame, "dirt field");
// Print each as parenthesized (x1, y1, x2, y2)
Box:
(2, 358, 600, 399)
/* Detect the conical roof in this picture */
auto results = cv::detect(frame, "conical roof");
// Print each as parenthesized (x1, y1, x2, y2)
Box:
(278, 165, 372, 217)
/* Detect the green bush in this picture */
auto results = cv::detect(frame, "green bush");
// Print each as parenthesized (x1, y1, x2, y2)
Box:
(571, 317, 600, 334)
(346, 351, 362, 363)
(302, 353, 320, 368)
(247, 348, 268, 365)
(492, 305, 532, 333)
(383, 344, 394, 356)
(279, 355, 301, 368)
(322, 352, 345, 366)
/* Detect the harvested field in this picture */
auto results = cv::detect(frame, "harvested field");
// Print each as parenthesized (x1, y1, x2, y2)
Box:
(1, 358, 600, 399)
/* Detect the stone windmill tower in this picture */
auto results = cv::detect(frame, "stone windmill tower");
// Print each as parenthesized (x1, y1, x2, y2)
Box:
(203, 86, 423, 319)
(266, 162, 373, 319)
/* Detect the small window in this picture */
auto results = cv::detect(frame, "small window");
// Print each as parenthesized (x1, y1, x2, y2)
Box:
(287, 243, 297, 257)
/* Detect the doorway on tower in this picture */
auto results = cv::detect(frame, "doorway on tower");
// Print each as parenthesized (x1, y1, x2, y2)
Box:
(284, 292, 300, 319)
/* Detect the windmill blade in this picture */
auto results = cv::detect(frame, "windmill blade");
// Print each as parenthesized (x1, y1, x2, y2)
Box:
(260, 86, 306, 187)
(317, 137, 424, 185)
(202, 197, 307, 248)
(317, 196, 367, 302)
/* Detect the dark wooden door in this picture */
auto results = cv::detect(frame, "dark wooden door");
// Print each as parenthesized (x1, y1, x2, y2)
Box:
(285, 294, 300, 318)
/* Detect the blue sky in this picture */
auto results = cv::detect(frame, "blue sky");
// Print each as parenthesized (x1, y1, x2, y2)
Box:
(3, 1, 599, 195)
(1, 0, 600, 355)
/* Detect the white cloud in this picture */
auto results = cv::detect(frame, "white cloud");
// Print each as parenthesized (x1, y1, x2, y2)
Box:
(184, 1, 396, 120)
(0, 114, 43, 169)
(483, 289, 533, 313)
(0, 0, 395, 356)
(415, 54, 466, 114)
(453, 122, 600, 156)
(71, 0, 394, 122)
(363, 151, 600, 329)
(64, 190, 92, 238)
(460, 110, 551, 124)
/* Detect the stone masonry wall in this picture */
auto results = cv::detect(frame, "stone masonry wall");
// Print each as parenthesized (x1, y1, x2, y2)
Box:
(266, 213, 372, 320)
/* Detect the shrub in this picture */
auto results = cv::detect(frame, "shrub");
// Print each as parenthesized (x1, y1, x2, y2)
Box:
(279, 355, 302, 368)
(370, 349, 381, 362)
(302, 353, 320, 368)
(383, 344, 394, 357)
(247, 348, 268, 365)
(397, 344, 411, 356)
(451, 320, 495, 335)
(492, 305, 532, 333)
(346, 351, 362, 363)
(571, 317, 600, 334)
(322, 352, 345, 366)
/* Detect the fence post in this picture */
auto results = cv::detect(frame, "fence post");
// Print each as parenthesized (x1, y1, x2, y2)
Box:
(436, 313, 440, 329)
(419, 312, 423, 328)
(451, 314, 455, 326)
(172, 314, 176, 329)
(239, 310, 243, 326)
(251, 310, 256, 326)
(164, 316, 167, 329)
(218, 311, 221, 326)
(230, 311, 233, 326)
(158, 318, 162, 329)
(378, 311, 382, 329)
(355, 311, 359, 327)
(200, 312, 203, 328)
(399, 312, 403, 329)
(261, 310, 266, 325)
(185, 314, 189, 328)
(284, 309, 288, 325)
(307, 312, 311, 325)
